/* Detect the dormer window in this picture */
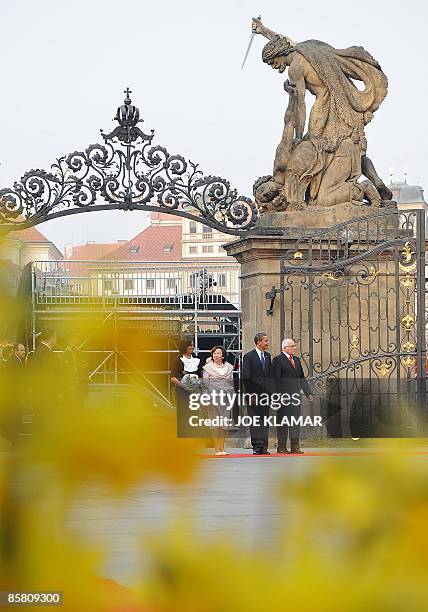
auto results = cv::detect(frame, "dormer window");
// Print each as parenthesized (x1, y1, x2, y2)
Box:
(163, 244, 173, 253)
(129, 245, 140, 254)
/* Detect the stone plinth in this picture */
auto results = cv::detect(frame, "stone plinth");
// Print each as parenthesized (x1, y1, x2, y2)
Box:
(256, 201, 398, 236)
(224, 232, 295, 355)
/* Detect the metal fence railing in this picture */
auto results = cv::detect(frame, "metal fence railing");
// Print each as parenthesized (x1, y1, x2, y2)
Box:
(32, 260, 241, 309)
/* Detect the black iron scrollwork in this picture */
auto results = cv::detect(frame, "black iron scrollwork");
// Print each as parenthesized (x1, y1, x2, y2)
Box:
(0, 88, 258, 235)
(281, 209, 415, 271)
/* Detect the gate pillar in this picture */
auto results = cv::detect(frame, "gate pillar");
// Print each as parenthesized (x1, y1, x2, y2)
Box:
(224, 232, 298, 355)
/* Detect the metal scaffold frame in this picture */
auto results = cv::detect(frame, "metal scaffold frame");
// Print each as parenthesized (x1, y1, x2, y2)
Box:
(30, 260, 242, 405)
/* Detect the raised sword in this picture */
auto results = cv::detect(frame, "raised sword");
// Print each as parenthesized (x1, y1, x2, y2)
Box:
(240, 15, 261, 69)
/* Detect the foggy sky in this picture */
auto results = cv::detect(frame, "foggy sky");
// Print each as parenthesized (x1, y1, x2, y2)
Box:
(2, 0, 427, 251)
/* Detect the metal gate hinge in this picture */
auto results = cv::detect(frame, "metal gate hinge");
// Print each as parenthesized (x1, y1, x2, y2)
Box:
(265, 285, 282, 316)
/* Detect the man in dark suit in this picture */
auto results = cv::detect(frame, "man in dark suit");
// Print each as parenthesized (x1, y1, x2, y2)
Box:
(28, 329, 62, 412)
(29, 330, 59, 375)
(272, 338, 313, 454)
(1, 343, 27, 444)
(8, 343, 26, 368)
(62, 332, 89, 410)
(242, 332, 272, 455)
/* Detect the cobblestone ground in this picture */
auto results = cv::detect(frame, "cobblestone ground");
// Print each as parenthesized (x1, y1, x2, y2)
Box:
(64, 446, 428, 585)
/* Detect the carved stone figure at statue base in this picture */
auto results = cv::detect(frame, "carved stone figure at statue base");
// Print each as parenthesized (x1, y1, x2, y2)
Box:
(251, 18, 393, 216)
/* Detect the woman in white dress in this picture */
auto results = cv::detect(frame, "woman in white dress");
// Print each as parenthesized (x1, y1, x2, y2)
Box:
(171, 339, 202, 437)
(203, 346, 234, 456)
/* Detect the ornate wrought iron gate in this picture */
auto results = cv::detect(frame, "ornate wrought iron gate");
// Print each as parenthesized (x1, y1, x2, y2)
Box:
(280, 209, 427, 437)
(0, 90, 257, 237)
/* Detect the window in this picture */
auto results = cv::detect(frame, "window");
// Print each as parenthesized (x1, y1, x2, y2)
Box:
(202, 225, 212, 239)
(163, 244, 173, 253)
(129, 245, 140, 254)
(104, 280, 113, 291)
(166, 278, 177, 289)
(189, 246, 197, 254)
(218, 273, 226, 288)
(202, 245, 213, 253)
(146, 279, 155, 290)
(124, 279, 134, 291)
(189, 222, 197, 234)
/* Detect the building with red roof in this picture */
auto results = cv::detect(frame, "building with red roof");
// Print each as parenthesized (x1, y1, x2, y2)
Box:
(0, 222, 62, 294)
(1, 222, 62, 268)
(100, 224, 183, 262)
(63, 242, 122, 279)
(61, 212, 239, 305)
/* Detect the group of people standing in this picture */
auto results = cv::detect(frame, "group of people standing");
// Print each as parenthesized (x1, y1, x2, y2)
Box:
(0, 329, 88, 445)
(243, 332, 313, 455)
(171, 340, 235, 455)
(171, 332, 313, 456)
(2, 328, 312, 456)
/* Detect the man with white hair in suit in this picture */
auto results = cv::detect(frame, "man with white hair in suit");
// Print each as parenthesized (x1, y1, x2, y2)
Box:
(272, 338, 313, 454)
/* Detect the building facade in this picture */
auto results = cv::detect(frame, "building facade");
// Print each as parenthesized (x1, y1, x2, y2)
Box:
(62, 212, 240, 306)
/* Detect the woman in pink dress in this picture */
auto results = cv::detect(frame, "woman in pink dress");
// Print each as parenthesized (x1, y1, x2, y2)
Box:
(203, 346, 234, 456)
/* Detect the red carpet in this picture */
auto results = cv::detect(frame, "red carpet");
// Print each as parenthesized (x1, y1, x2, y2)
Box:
(199, 450, 428, 458)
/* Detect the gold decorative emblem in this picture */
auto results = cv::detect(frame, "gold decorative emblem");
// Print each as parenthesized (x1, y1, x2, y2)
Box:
(293, 251, 303, 260)
(377, 362, 392, 377)
(400, 274, 415, 288)
(350, 335, 360, 348)
(399, 242, 416, 272)
(402, 355, 416, 368)
(401, 314, 414, 330)
(402, 341, 415, 352)
(322, 271, 342, 282)
(369, 266, 378, 280)
(402, 242, 415, 264)
(400, 261, 417, 273)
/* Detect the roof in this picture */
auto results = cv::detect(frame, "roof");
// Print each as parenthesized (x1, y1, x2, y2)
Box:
(2, 220, 62, 262)
(63, 242, 119, 277)
(101, 225, 183, 261)
(150, 211, 182, 224)
(390, 181, 426, 205)
(64, 243, 119, 261)
(11, 224, 50, 243)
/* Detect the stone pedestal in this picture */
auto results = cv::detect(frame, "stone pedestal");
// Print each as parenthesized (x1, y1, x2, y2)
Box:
(224, 232, 293, 355)
(256, 201, 393, 234)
